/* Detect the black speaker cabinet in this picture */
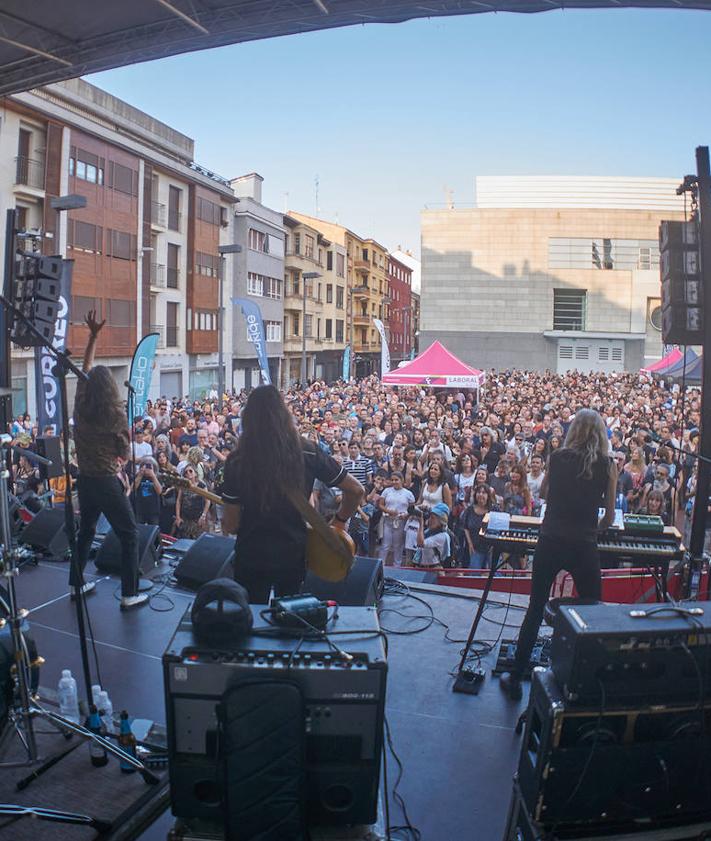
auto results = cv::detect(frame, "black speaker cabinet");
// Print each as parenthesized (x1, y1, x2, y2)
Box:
(94, 523, 160, 576)
(518, 668, 711, 831)
(19, 507, 72, 558)
(304, 557, 384, 606)
(35, 436, 64, 480)
(174, 534, 236, 590)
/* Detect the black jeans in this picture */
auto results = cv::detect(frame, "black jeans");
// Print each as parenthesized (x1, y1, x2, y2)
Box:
(513, 534, 601, 676)
(74, 474, 139, 597)
(233, 557, 306, 604)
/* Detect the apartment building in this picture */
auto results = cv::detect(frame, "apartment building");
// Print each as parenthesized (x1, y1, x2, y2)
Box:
(421, 176, 686, 373)
(230, 173, 285, 389)
(387, 254, 413, 364)
(1, 78, 235, 414)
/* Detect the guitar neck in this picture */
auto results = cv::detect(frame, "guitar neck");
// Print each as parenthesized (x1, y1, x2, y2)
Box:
(181, 484, 223, 505)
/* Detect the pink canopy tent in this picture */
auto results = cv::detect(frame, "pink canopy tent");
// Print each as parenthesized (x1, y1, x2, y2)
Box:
(381, 340, 485, 390)
(641, 347, 683, 374)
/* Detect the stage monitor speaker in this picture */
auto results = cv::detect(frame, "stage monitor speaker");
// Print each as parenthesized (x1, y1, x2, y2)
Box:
(19, 507, 71, 558)
(304, 557, 384, 606)
(174, 534, 236, 590)
(35, 436, 64, 480)
(95, 523, 161, 576)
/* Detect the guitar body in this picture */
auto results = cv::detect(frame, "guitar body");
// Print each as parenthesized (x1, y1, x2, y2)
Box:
(305, 526, 355, 582)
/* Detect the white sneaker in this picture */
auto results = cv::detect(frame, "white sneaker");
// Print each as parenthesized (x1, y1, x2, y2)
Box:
(120, 594, 149, 611)
(70, 580, 96, 599)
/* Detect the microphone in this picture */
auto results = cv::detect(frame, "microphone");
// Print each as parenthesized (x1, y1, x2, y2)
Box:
(634, 428, 663, 444)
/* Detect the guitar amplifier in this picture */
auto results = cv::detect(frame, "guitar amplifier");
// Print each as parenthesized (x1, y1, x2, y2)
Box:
(163, 604, 386, 827)
(552, 602, 711, 705)
(518, 668, 711, 830)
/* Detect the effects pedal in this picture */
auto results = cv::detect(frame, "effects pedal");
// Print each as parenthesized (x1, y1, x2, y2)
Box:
(453, 667, 486, 695)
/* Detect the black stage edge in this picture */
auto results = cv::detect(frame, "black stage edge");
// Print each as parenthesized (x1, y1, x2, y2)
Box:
(12, 556, 532, 841)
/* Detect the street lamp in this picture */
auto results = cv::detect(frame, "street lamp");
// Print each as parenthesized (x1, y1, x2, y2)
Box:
(217, 243, 242, 402)
(301, 272, 321, 384)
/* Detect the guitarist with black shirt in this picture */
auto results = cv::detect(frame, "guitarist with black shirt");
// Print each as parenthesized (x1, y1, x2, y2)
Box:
(220, 386, 363, 603)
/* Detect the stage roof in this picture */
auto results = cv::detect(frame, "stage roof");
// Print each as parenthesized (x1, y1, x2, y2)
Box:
(1, 1, 711, 98)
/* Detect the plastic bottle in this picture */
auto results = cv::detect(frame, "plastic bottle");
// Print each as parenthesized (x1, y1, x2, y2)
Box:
(57, 670, 80, 724)
(91, 684, 102, 709)
(88, 704, 108, 767)
(118, 711, 137, 773)
(98, 690, 114, 734)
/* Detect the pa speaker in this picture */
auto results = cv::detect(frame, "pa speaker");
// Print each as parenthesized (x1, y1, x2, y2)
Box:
(174, 534, 236, 590)
(20, 507, 72, 558)
(95, 524, 160, 576)
(35, 436, 64, 480)
(304, 557, 383, 606)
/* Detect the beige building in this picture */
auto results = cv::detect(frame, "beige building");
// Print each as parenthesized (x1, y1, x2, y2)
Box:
(289, 212, 392, 377)
(421, 176, 686, 373)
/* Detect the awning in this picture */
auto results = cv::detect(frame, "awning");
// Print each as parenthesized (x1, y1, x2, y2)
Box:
(382, 341, 485, 389)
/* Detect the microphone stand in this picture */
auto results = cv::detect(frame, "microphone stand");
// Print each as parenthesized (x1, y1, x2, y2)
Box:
(125, 381, 153, 593)
(0, 294, 159, 788)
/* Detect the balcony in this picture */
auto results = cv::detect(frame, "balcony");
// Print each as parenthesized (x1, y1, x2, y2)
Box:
(14, 156, 45, 192)
(353, 314, 371, 326)
(354, 259, 369, 274)
(352, 284, 369, 298)
(150, 324, 165, 348)
(151, 201, 166, 229)
(150, 263, 166, 288)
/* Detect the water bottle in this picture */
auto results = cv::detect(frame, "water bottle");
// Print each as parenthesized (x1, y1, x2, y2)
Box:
(118, 711, 137, 773)
(57, 670, 80, 724)
(91, 684, 102, 709)
(88, 705, 108, 767)
(98, 690, 114, 734)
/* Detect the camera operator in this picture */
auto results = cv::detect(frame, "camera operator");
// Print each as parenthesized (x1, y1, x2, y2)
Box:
(413, 502, 451, 569)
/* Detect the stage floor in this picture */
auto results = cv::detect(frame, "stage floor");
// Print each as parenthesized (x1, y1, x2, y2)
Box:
(11, 557, 532, 841)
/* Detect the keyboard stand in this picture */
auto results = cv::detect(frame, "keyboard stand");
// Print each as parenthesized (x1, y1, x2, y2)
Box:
(452, 554, 504, 694)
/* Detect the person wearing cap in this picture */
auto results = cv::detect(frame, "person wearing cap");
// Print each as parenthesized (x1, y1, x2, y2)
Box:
(413, 502, 451, 569)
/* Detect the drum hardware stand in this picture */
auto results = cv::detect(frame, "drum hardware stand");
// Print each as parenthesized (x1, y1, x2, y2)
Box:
(0, 297, 160, 788)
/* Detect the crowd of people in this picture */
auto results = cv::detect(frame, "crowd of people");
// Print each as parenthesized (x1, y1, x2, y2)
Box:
(6, 365, 705, 570)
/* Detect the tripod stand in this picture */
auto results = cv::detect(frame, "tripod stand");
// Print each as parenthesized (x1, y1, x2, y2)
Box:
(0, 293, 159, 788)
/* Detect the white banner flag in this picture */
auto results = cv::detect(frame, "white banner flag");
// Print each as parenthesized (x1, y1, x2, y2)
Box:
(372, 318, 390, 375)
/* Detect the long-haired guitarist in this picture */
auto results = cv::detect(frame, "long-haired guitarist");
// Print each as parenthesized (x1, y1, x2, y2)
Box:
(219, 385, 363, 603)
(500, 409, 617, 700)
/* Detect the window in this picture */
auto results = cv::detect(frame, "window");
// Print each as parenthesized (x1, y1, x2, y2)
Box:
(549, 238, 660, 271)
(106, 229, 136, 260)
(167, 243, 180, 288)
(325, 319, 333, 339)
(248, 273, 264, 296)
(336, 286, 344, 309)
(326, 284, 333, 303)
(166, 302, 179, 347)
(196, 252, 219, 277)
(304, 314, 313, 337)
(292, 313, 299, 336)
(106, 299, 135, 326)
(265, 321, 282, 342)
(318, 248, 323, 266)
(294, 233, 301, 255)
(362, 248, 369, 261)
(67, 220, 102, 254)
(336, 253, 345, 277)
(69, 148, 105, 185)
(336, 319, 344, 343)
(168, 186, 181, 231)
(108, 161, 138, 196)
(305, 235, 315, 259)
(553, 289, 586, 331)
(265, 276, 282, 299)
(317, 318, 321, 339)
(292, 273, 300, 295)
(71, 296, 99, 325)
(327, 251, 333, 271)
(194, 310, 217, 331)
(248, 228, 270, 253)
(197, 197, 221, 226)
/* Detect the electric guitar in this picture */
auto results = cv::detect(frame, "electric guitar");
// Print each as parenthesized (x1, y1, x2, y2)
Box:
(159, 473, 355, 582)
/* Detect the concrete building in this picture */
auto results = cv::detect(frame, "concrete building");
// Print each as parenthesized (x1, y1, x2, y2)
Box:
(230, 173, 285, 389)
(420, 176, 686, 373)
(1, 78, 234, 415)
(387, 254, 413, 364)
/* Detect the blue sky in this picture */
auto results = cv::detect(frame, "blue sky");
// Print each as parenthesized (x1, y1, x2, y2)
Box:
(88, 8, 711, 256)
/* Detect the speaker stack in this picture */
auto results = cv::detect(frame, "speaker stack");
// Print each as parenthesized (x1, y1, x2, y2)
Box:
(504, 602, 711, 841)
(173, 534, 236, 590)
(20, 507, 74, 559)
(94, 524, 161, 577)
